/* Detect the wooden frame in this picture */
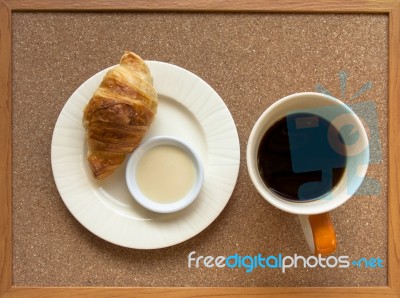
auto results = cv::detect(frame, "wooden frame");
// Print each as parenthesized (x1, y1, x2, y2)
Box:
(1, 0, 399, 297)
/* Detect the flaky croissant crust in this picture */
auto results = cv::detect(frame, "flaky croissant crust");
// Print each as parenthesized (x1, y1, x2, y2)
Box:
(83, 52, 158, 179)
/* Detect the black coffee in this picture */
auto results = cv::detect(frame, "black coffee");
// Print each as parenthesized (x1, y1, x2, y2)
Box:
(257, 113, 346, 201)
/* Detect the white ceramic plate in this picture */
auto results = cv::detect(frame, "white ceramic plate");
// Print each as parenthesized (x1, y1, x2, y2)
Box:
(51, 61, 240, 249)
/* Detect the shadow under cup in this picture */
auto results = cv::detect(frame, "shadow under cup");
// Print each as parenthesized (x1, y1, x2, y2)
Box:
(247, 92, 369, 216)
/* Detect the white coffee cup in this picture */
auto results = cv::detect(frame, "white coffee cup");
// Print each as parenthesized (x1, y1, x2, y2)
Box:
(247, 92, 369, 254)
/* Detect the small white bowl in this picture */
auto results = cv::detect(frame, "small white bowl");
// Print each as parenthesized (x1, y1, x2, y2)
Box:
(126, 136, 204, 213)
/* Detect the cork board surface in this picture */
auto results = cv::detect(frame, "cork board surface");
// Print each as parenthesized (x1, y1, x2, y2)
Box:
(12, 12, 388, 287)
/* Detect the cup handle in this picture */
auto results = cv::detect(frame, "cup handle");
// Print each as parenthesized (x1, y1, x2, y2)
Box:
(298, 213, 337, 255)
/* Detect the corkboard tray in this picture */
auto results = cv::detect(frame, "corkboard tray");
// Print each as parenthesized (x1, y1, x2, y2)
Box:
(1, 1, 400, 297)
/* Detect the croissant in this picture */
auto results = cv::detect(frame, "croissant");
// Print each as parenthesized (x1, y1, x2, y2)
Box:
(83, 51, 158, 179)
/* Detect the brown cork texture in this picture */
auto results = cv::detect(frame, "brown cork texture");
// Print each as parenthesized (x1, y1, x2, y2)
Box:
(12, 12, 388, 287)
